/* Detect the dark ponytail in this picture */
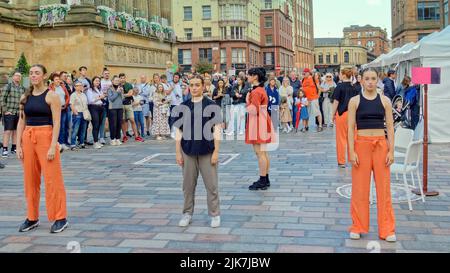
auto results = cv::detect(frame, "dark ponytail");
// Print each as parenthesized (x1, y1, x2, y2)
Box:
(247, 67, 267, 87)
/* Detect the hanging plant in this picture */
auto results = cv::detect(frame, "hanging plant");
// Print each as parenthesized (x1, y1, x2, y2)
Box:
(135, 17, 150, 36)
(97, 5, 118, 30)
(163, 26, 176, 42)
(38, 4, 71, 27)
(117, 12, 135, 32)
(150, 21, 164, 41)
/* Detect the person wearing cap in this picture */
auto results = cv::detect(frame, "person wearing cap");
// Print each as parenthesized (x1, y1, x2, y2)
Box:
(302, 68, 323, 132)
(382, 70, 396, 101)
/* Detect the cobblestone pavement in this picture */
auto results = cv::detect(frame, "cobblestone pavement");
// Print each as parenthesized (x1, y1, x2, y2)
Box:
(0, 128, 449, 253)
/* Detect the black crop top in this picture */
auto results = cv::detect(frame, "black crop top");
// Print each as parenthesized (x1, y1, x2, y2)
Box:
(356, 93, 385, 130)
(24, 90, 53, 126)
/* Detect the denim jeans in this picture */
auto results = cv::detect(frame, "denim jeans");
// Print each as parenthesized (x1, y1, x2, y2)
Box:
(71, 113, 87, 146)
(99, 106, 108, 139)
(58, 109, 70, 145)
(134, 111, 145, 137)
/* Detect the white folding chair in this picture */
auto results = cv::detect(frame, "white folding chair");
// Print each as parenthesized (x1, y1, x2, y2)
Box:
(390, 140, 425, 211)
(394, 128, 414, 180)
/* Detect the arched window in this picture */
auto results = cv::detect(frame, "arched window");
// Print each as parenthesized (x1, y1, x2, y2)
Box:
(333, 53, 338, 63)
(318, 53, 323, 64)
(344, 51, 350, 63)
(326, 53, 331, 64)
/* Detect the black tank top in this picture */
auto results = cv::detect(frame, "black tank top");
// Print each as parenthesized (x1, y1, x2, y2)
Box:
(356, 93, 385, 130)
(24, 90, 53, 126)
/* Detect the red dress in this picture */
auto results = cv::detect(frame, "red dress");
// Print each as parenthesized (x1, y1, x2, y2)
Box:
(245, 86, 273, 145)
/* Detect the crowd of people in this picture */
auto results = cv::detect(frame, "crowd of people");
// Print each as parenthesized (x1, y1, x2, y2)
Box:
(0, 62, 421, 241)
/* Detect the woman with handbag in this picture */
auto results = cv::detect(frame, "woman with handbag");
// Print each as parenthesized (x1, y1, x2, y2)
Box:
(320, 73, 337, 128)
(69, 81, 90, 150)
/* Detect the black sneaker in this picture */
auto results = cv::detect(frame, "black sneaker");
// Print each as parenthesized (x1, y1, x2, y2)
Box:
(306, 127, 309, 132)
(249, 180, 268, 191)
(19, 219, 39, 232)
(50, 219, 68, 233)
(126, 132, 133, 138)
(11, 149, 16, 155)
(146, 131, 150, 137)
(86, 142, 93, 146)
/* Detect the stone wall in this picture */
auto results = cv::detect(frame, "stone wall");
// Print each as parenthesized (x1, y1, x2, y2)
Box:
(0, 1, 174, 84)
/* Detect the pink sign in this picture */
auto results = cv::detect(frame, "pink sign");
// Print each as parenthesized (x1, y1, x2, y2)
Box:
(412, 67, 441, 85)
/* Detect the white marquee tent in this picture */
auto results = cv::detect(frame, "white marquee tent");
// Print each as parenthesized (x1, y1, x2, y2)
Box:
(362, 26, 450, 143)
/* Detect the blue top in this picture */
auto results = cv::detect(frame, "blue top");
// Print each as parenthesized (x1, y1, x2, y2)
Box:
(265, 85, 280, 115)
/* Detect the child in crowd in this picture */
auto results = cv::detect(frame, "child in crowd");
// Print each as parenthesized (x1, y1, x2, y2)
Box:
(295, 91, 309, 132)
(132, 87, 145, 138)
(280, 97, 293, 133)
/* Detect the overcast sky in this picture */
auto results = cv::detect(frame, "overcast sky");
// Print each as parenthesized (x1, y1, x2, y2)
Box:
(313, 0, 392, 38)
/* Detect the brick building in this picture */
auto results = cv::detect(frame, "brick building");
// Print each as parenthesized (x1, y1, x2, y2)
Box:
(392, 0, 445, 48)
(343, 25, 390, 57)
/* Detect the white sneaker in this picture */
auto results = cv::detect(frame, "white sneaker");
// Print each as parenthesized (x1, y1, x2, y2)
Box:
(93, 142, 102, 149)
(350, 232, 361, 240)
(110, 139, 117, 146)
(210, 216, 221, 228)
(116, 140, 122, 145)
(100, 138, 106, 145)
(2, 150, 8, 158)
(386, 234, 397, 242)
(226, 132, 234, 136)
(178, 214, 192, 227)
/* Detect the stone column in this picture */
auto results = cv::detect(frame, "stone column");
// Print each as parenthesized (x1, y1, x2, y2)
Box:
(149, 0, 160, 21)
(160, 0, 170, 23)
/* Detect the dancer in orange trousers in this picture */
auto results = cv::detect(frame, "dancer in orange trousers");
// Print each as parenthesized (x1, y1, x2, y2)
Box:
(347, 67, 396, 242)
(332, 67, 358, 168)
(16, 64, 68, 233)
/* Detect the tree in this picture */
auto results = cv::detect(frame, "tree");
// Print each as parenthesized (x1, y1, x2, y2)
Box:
(195, 60, 214, 75)
(14, 53, 31, 76)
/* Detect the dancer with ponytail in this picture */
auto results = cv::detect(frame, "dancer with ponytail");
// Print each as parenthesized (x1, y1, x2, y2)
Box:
(16, 64, 68, 233)
(246, 67, 273, 191)
(347, 68, 396, 242)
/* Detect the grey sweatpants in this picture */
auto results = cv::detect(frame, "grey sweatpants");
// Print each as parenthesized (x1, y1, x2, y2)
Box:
(182, 151, 220, 217)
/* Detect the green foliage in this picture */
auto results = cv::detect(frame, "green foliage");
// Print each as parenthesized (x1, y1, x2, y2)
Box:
(195, 60, 214, 75)
(14, 53, 31, 76)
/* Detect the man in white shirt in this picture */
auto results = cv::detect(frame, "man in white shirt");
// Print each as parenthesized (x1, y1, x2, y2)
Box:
(138, 75, 152, 137)
(99, 69, 112, 144)
(169, 73, 183, 138)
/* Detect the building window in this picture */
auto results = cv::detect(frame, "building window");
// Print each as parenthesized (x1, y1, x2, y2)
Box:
(265, 16, 273, 28)
(184, 6, 192, 21)
(344, 51, 350, 63)
(221, 27, 227, 39)
(203, 27, 212, 38)
(202, 5, 211, 20)
(326, 54, 331, 64)
(266, 35, 273, 46)
(333, 53, 338, 64)
(264, 0, 272, 9)
(178, 49, 192, 65)
(264, 52, 274, 65)
(318, 53, 323, 64)
(184, 28, 192, 40)
(230, 26, 244, 40)
(220, 49, 227, 64)
(199, 48, 212, 63)
(417, 2, 441, 21)
(232, 48, 246, 63)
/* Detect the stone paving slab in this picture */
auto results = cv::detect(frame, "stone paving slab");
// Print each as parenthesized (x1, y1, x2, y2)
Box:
(0, 129, 449, 253)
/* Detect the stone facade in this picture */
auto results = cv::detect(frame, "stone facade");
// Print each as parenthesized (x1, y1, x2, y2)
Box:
(314, 38, 368, 73)
(391, 0, 445, 48)
(0, 0, 174, 85)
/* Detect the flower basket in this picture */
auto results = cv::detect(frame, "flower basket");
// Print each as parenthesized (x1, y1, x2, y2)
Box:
(38, 4, 71, 27)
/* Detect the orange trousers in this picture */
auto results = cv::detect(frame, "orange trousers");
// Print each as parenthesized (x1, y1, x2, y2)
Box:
(22, 126, 67, 222)
(335, 112, 349, 165)
(350, 135, 396, 239)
